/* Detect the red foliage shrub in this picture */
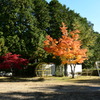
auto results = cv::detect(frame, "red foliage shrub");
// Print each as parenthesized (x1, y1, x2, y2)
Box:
(0, 53, 29, 69)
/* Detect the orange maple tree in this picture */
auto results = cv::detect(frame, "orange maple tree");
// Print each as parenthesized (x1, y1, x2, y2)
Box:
(44, 22, 87, 78)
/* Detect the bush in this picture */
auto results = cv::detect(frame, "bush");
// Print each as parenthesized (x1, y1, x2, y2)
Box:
(55, 64, 64, 77)
(13, 63, 39, 77)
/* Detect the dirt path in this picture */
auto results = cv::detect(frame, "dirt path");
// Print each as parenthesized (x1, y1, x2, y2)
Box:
(0, 77, 100, 100)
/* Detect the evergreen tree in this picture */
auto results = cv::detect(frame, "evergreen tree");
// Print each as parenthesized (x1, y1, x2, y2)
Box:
(0, 0, 99, 66)
(72, 17, 96, 57)
(33, 0, 50, 31)
(71, 16, 97, 68)
(94, 33, 100, 61)
(0, 35, 8, 55)
(0, 0, 46, 61)
(48, 0, 69, 39)
(85, 32, 100, 68)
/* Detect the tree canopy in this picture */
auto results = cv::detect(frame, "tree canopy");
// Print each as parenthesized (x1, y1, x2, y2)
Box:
(44, 22, 88, 78)
(0, 0, 99, 68)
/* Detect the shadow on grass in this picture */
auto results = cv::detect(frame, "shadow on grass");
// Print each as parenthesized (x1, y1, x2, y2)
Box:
(0, 76, 100, 85)
(0, 77, 45, 82)
(74, 78, 100, 85)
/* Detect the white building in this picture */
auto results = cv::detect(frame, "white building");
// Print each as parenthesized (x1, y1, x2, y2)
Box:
(43, 63, 82, 76)
(66, 64, 82, 76)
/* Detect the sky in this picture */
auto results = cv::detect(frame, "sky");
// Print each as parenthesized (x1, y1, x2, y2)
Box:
(46, 0, 100, 33)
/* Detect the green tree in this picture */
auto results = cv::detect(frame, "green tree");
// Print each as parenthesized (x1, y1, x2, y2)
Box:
(0, 0, 46, 61)
(73, 17, 96, 48)
(0, 36, 8, 55)
(30, 0, 51, 62)
(33, 0, 50, 31)
(47, 0, 97, 69)
(48, 0, 69, 38)
(94, 33, 100, 61)
(72, 17, 97, 68)
(85, 32, 100, 68)
(73, 18, 96, 55)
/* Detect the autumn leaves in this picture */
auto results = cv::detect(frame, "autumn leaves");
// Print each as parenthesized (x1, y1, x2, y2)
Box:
(44, 22, 87, 65)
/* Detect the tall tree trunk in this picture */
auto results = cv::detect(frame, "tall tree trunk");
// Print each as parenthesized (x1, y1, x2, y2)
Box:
(70, 64, 76, 78)
(64, 64, 68, 76)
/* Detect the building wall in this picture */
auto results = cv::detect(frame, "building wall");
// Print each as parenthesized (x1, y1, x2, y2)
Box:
(44, 63, 82, 76)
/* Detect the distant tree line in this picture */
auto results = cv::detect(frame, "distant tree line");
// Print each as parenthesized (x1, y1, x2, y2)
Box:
(0, 0, 100, 69)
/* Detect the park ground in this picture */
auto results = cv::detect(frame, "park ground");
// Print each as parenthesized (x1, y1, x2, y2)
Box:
(0, 76, 100, 100)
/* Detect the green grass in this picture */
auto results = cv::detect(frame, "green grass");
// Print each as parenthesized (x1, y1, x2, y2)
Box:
(0, 76, 100, 84)
(46, 76, 100, 80)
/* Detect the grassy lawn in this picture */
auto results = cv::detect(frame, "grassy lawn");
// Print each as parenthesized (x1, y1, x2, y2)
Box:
(0, 76, 100, 84)
(41, 76, 100, 85)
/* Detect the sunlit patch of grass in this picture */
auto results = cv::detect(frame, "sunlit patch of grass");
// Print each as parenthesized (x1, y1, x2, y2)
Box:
(0, 76, 100, 83)
(39, 76, 100, 83)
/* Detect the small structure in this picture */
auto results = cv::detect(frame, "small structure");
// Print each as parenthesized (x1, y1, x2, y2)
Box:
(95, 61, 100, 76)
(35, 63, 55, 77)
(65, 64, 82, 76)
(35, 63, 82, 77)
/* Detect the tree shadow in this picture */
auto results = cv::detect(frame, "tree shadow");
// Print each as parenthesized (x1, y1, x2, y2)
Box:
(0, 85, 100, 100)
(0, 77, 45, 82)
(0, 77, 100, 99)
(74, 78, 100, 85)
(30, 84, 100, 93)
